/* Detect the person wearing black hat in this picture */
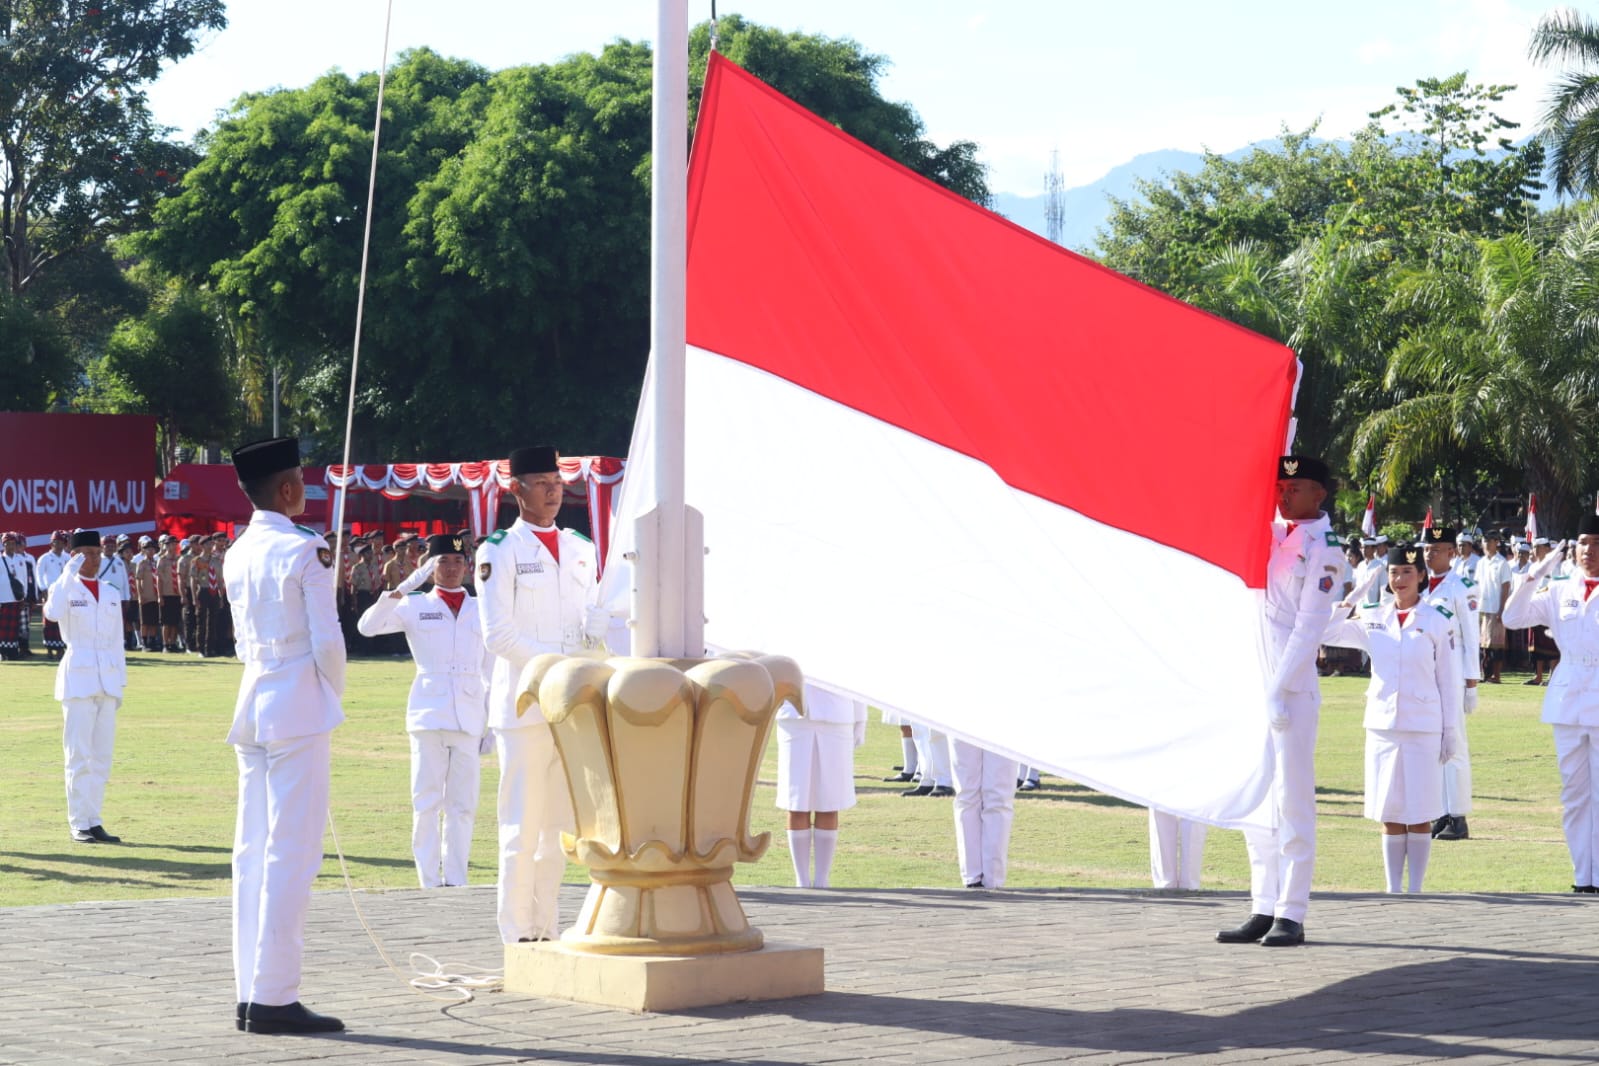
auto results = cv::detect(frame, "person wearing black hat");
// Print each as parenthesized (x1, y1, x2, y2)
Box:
(1217, 455, 1343, 948)
(1504, 515, 1599, 893)
(223, 437, 346, 1035)
(357, 533, 490, 889)
(1324, 544, 1464, 893)
(477, 445, 607, 944)
(1418, 527, 1481, 842)
(35, 531, 71, 660)
(43, 531, 127, 844)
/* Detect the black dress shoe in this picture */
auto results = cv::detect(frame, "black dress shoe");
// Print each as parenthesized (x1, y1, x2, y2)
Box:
(882, 772, 916, 782)
(928, 785, 956, 797)
(244, 1001, 344, 1034)
(1216, 913, 1274, 943)
(1260, 918, 1305, 946)
(71, 828, 96, 843)
(88, 825, 121, 843)
(1435, 815, 1469, 841)
(236, 1003, 248, 1031)
(965, 878, 984, 888)
(1019, 779, 1039, 791)
(900, 784, 934, 797)
(1430, 815, 1450, 837)
(1574, 885, 1598, 894)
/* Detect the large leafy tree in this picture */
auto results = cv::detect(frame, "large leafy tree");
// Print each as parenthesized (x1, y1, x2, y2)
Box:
(0, 0, 225, 298)
(1530, 7, 1599, 198)
(139, 23, 990, 459)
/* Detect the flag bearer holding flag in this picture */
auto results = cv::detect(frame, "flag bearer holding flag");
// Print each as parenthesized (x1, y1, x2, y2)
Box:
(1418, 526, 1481, 842)
(1217, 455, 1343, 948)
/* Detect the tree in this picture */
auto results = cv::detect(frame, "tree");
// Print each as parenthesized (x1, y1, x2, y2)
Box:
(0, 285, 72, 408)
(80, 277, 233, 473)
(1530, 7, 1599, 199)
(0, 0, 226, 298)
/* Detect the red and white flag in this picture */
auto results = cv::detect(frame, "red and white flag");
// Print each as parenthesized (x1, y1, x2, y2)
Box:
(1527, 494, 1539, 541)
(1422, 507, 1434, 534)
(609, 56, 1297, 827)
(1361, 495, 1377, 538)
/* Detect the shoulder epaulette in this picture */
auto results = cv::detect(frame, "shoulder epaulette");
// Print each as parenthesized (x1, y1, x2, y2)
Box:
(566, 528, 592, 543)
(1435, 605, 1454, 619)
(484, 529, 508, 545)
(1551, 573, 1571, 581)
(1324, 531, 1341, 547)
(1460, 576, 1476, 588)
(293, 523, 318, 537)
(407, 589, 425, 596)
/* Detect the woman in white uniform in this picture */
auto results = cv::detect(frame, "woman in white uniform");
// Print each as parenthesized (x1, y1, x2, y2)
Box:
(1323, 543, 1464, 893)
(777, 683, 867, 887)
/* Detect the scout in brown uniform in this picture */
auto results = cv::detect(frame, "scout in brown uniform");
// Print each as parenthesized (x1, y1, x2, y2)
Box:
(156, 535, 183, 652)
(134, 538, 161, 651)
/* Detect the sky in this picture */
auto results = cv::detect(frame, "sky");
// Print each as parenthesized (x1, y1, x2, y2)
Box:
(144, 0, 1569, 196)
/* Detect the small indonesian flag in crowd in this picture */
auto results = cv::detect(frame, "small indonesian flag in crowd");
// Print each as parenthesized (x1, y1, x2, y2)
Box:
(1527, 494, 1539, 542)
(1361, 495, 1377, 538)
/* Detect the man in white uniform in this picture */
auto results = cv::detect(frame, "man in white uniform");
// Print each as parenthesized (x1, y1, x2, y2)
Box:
(949, 736, 1020, 888)
(1419, 526, 1481, 841)
(1475, 531, 1512, 685)
(44, 530, 127, 844)
(1503, 517, 1599, 892)
(476, 445, 605, 944)
(358, 533, 492, 889)
(902, 721, 955, 797)
(35, 531, 71, 660)
(1217, 455, 1343, 947)
(1149, 808, 1206, 890)
(225, 437, 346, 1035)
(777, 683, 868, 887)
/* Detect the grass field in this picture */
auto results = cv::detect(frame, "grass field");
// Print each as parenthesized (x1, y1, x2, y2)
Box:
(0, 628, 1574, 908)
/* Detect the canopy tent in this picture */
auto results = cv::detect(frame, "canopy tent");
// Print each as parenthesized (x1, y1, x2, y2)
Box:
(156, 462, 329, 539)
(326, 457, 625, 575)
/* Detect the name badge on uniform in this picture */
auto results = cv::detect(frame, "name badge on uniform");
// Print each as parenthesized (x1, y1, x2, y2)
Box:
(418, 611, 444, 621)
(70, 599, 89, 608)
(517, 562, 544, 575)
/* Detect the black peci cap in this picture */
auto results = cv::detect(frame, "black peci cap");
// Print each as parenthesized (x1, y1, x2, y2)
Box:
(1420, 526, 1458, 546)
(1386, 544, 1424, 568)
(508, 446, 559, 477)
(71, 530, 101, 549)
(232, 436, 300, 482)
(425, 532, 469, 557)
(1278, 455, 1330, 488)
(1578, 514, 1599, 537)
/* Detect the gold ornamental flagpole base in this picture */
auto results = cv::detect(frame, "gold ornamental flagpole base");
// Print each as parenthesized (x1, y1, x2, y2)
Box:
(499, 651, 825, 1010)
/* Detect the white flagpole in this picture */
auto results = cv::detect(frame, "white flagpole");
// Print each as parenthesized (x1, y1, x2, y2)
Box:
(640, 0, 691, 658)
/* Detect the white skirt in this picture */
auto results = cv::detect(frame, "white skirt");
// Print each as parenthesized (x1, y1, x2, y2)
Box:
(775, 716, 857, 812)
(1364, 728, 1444, 824)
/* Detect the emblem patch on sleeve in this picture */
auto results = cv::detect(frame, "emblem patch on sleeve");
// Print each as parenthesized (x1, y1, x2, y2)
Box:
(478, 562, 492, 582)
(1318, 575, 1334, 593)
(317, 547, 333, 569)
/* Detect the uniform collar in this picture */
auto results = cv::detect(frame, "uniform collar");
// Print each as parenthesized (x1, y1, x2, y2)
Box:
(249, 509, 297, 531)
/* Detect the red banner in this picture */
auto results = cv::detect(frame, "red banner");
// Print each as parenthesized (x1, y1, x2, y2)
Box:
(0, 413, 158, 550)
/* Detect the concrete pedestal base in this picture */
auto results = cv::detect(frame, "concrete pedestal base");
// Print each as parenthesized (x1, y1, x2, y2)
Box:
(504, 940, 825, 1012)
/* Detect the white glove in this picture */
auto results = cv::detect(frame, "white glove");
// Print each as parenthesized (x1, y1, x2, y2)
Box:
(1441, 727, 1460, 764)
(66, 551, 87, 576)
(1463, 686, 1478, 715)
(1267, 694, 1290, 733)
(1531, 542, 1566, 581)
(394, 556, 436, 596)
(582, 604, 611, 642)
(852, 719, 867, 749)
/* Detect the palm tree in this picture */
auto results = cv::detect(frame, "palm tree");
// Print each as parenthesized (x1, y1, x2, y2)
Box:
(1530, 7, 1599, 198)
(1352, 207, 1599, 534)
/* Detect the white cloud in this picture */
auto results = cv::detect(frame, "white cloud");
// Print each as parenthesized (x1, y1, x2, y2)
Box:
(1357, 37, 1396, 65)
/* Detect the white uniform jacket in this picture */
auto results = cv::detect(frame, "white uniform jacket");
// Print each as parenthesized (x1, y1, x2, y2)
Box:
(97, 555, 129, 599)
(43, 566, 127, 700)
(475, 521, 597, 730)
(1423, 569, 1482, 682)
(36, 549, 68, 601)
(1474, 553, 1511, 614)
(224, 510, 346, 745)
(1264, 513, 1345, 695)
(357, 588, 493, 735)
(1504, 573, 1599, 726)
(1324, 601, 1464, 733)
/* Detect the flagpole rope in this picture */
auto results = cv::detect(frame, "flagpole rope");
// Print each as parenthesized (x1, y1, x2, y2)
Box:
(317, 0, 504, 1005)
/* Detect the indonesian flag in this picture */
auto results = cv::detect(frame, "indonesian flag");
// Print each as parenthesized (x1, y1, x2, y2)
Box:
(1528, 494, 1539, 541)
(608, 55, 1299, 827)
(1422, 507, 1434, 534)
(1361, 495, 1377, 538)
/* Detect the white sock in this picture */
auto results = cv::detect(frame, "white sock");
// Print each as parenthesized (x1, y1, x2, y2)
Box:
(900, 737, 919, 775)
(1406, 832, 1432, 892)
(1382, 834, 1406, 893)
(812, 828, 839, 888)
(787, 829, 813, 888)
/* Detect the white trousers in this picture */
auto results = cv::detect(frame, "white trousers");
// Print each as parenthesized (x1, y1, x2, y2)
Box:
(1442, 707, 1473, 815)
(495, 724, 573, 943)
(1554, 724, 1599, 887)
(233, 731, 331, 1006)
(62, 696, 119, 831)
(1148, 808, 1207, 890)
(1243, 690, 1319, 923)
(949, 738, 1018, 887)
(911, 723, 952, 787)
(410, 729, 481, 889)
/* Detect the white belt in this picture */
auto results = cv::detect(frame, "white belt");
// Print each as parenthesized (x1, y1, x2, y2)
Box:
(240, 635, 311, 660)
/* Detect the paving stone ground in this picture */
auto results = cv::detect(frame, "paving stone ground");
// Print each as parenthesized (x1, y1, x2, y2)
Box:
(2, 884, 1596, 1065)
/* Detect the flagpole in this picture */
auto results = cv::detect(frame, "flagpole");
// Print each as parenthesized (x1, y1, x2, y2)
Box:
(642, 0, 690, 658)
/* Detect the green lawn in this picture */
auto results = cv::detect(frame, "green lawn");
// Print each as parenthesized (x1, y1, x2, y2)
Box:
(0, 634, 1573, 907)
